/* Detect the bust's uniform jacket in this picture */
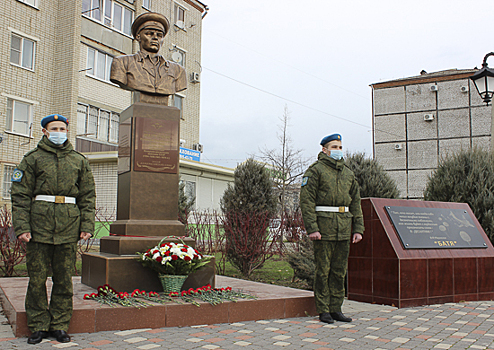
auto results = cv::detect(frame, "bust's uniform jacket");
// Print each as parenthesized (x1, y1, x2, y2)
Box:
(11, 136, 96, 244)
(110, 51, 187, 95)
(300, 152, 364, 240)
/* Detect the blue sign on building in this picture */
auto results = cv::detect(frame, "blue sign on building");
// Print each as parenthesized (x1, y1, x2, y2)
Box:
(180, 147, 201, 162)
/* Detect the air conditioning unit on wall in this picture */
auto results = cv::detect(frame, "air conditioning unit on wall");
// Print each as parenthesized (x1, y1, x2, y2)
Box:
(424, 114, 434, 121)
(430, 85, 438, 91)
(190, 72, 200, 83)
(193, 143, 203, 152)
(394, 143, 403, 150)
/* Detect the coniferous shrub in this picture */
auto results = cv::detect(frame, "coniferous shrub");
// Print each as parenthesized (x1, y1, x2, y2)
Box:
(286, 235, 314, 290)
(220, 158, 278, 277)
(424, 148, 494, 242)
(345, 152, 400, 198)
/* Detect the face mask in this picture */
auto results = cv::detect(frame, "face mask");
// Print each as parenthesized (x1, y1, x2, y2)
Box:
(329, 150, 343, 160)
(48, 132, 67, 145)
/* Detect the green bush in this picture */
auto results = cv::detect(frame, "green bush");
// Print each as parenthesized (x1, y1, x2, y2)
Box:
(424, 148, 494, 242)
(345, 152, 400, 198)
(220, 159, 278, 277)
(286, 235, 314, 290)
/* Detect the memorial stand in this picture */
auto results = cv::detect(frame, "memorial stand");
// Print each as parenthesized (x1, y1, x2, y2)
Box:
(82, 101, 214, 292)
(348, 198, 494, 308)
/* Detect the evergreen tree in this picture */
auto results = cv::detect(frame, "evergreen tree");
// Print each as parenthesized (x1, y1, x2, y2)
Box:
(424, 148, 494, 242)
(345, 152, 400, 198)
(220, 158, 278, 277)
(220, 158, 277, 217)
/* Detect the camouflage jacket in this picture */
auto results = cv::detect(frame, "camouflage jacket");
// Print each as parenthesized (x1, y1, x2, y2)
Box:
(300, 152, 364, 241)
(11, 136, 96, 244)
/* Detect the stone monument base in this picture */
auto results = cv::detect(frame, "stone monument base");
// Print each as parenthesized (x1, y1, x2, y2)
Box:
(82, 236, 215, 292)
(0, 276, 317, 337)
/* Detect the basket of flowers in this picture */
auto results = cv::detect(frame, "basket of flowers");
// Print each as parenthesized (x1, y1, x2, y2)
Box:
(138, 238, 211, 293)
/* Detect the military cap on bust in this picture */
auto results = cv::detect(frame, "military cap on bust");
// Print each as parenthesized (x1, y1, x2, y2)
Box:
(320, 133, 342, 146)
(131, 12, 170, 38)
(41, 114, 68, 128)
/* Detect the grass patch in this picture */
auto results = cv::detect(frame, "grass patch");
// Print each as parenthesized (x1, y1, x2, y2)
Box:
(215, 253, 310, 290)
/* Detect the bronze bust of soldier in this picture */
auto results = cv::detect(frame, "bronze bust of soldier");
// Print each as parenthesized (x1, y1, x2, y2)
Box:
(110, 12, 187, 104)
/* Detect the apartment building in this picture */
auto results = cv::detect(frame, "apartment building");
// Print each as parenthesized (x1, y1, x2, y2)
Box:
(371, 69, 492, 199)
(1, 0, 232, 217)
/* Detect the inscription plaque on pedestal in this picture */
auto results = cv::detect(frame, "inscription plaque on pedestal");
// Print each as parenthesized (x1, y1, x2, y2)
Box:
(385, 206, 488, 249)
(134, 117, 178, 173)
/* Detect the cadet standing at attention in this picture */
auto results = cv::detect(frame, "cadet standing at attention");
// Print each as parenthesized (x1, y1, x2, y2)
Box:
(11, 114, 95, 344)
(300, 133, 364, 324)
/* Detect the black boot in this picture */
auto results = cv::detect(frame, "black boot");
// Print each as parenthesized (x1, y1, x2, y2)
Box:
(330, 311, 352, 322)
(50, 330, 71, 343)
(27, 331, 49, 344)
(319, 312, 334, 324)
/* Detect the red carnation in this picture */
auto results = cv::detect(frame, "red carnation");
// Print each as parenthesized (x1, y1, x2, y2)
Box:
(164, 251, 170, 256)
(156, 256, 163, 263)
(184, 256, 191, 261)
(181, 248, 187, 252)
(172, 255, 178, 261)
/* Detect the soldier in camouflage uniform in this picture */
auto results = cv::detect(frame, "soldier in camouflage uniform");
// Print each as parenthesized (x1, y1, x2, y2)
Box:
(300, 133, 364, 324)
(11, 114, 95, 344)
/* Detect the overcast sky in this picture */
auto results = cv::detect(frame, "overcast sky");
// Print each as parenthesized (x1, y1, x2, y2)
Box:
(198, 0, 492, 169)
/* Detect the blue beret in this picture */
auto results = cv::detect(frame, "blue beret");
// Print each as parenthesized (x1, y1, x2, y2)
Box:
(320, 134, 342, 146)
(41, 114, 68, 128)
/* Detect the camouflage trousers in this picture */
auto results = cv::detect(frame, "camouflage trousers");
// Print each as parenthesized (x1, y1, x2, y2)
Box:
(25, 242, 76, 332)
(313, 240, 350, 314)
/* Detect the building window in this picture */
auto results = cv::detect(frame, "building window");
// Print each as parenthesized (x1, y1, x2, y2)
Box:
(174, 95, 184, 119)
(3, 165, 16, 200)
(17, 0, 37, 7)
(10, 33, 35, 70)
(82, 0, 133, 36)
(174, 4, 185, 29)
(143, 0, 151, 10)
(86, 47, 113, 82)
(77, 103, 119, 143)
(6, 99, 32, 136)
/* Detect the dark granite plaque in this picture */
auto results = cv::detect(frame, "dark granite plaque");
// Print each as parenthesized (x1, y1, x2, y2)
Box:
(134, 117, 178, 173)
(118, 119, 132, 174)
(385, 206, 488, 249)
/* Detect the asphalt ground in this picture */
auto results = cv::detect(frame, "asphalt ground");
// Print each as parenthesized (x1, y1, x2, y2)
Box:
(2, 299, 494, 349)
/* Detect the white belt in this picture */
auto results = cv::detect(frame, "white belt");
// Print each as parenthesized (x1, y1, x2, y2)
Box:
(315, 206, 349, 213)
(35, 195, 76, 204)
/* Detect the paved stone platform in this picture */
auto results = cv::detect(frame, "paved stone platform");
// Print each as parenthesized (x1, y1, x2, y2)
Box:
(2, 299, 494, 349)
(1, 277, 494, 349)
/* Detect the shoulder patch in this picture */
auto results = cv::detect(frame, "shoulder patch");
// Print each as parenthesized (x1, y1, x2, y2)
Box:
(301, 176, 309, 187)
(11, 169, 23, 182)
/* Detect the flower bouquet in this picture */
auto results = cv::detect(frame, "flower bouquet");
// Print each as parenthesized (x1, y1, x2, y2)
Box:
(137, 238, 211, 293)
